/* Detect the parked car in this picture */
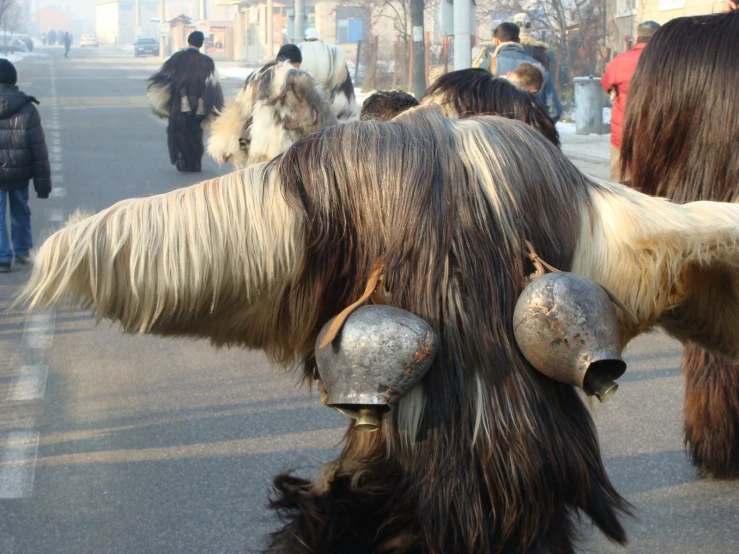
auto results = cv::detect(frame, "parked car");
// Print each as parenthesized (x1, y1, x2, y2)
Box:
(79, 34, 99, 47)
(134, 37, 159, 57)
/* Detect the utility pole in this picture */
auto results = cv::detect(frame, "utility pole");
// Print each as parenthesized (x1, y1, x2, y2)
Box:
(293, 0, 304, 43)
(199, 0, 206, 21)
(159, 0, 165, 58)
(410, 0, 425, 97)
(134, 0, 140, 39)
(453, 0, 471, 70)
(267, 0, 273, 58)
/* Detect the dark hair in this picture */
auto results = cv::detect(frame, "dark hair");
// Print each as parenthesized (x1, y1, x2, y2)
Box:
(276, 44, 302, 64)
(360, 90, 419, 121)
(188, 31, 205, 48)
(494, 22, 520, 43)
(621, 9, 739, 201)
(421, 68, 559, 147)
(0, 59, 17, 85)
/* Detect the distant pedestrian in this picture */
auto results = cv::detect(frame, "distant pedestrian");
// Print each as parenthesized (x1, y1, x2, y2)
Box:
(490, 22, 563, 123)
(0, 60, 51, 273)
(147, 31, 224, 172)
(63, 32, 71, 57)
(601, 21, 660, 182)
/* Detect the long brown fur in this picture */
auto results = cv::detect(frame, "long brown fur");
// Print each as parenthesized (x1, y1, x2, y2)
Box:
(17, 107, 739, 552)
(620, 8, 739, 477)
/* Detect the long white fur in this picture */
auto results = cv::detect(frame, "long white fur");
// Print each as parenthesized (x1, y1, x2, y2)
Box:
(147, 82, 170, 119)
(20, 166, 302, 347)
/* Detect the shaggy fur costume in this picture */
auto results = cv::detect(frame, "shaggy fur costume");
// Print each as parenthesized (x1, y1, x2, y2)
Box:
(207, 61, 339, 168)
(19, 108, 739, 553)
(147, 48, 224, 172)
(621, 9, 739, 477)
(298, 40, 357, 120)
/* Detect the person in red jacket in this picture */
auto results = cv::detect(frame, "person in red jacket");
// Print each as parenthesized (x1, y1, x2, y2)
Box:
(601, 21, 660, 182)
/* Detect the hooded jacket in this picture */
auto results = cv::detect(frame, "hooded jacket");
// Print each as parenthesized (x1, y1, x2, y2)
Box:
(492, 42, 563, 123)
(601, 42, 647, 149)
(0, 84, 51, 197)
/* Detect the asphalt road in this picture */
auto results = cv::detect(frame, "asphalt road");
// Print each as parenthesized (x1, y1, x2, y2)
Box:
(0, 46, 737, 554)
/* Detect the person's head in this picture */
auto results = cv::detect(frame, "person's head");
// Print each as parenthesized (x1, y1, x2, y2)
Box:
(635, 21, 660, 44)
(0, 59, 18, 86)
(493, 22, 520, 47)
(511, 12, 531, 30)
(188, 31, 205, 49)
(304, 28, 319, 42)
(360, 90, 420, 122)
(276, 44, 302, 68)
(621, 9, 739, 200)
(420, 68, 559, 147)
(506, 62, 544, 94)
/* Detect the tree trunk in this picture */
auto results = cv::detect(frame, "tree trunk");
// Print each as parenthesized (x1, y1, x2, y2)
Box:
(362, 35, 379, 93)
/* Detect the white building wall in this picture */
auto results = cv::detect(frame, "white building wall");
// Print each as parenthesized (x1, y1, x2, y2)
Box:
(96, 2, 121, 44)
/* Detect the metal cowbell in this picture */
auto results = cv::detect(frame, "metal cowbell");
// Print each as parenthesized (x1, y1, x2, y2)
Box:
(315, 305, 438, 432)
(513, 272, 626, 402)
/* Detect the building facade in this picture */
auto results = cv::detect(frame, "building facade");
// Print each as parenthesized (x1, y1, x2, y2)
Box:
(607, 0, 729, 57)
(95, 0, 161, 44)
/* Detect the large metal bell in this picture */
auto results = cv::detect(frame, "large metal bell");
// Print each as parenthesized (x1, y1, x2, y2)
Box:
(315, 305, 438, 431)
(513, 272, 626, 402)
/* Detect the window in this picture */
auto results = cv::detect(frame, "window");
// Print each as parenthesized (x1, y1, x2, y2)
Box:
(658, 0, 686, 9)
(616, 0, 637, 17)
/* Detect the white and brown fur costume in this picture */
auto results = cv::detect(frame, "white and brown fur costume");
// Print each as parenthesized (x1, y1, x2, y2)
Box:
(147, 48, 224, 172)
(207, 60, 338, 168)
(20, 108, 739, 553)
(298, 40, 357, 120)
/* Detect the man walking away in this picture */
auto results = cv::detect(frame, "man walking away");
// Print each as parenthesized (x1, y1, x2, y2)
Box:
(0, 60, 51, 273)
(147, 31, 224, 173)
(601, 21, 660, 183)
(63, 32, 71, 57)
(491, 22, 562, 123)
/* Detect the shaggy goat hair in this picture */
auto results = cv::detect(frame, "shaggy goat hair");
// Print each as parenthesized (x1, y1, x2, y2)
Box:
(298, 40, 357, 120)
(207, 60, 339, 168)
(621, 8, 739, 477)
(147, 48, 224, 125)
(420, 68, 559, 147)
(19, 107, 739, 553)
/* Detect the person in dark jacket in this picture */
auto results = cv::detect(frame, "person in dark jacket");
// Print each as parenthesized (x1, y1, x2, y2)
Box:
(63, 32, 71, 58)
(0, 60, 51, 272)
(146, 31, 224, 172)
(491, 22, 563, 123)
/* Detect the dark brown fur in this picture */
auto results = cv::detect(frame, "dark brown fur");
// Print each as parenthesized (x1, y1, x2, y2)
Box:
(420, 68, 559, 147)
(264, 109, 628, 553)
(621, 9, 739, 478)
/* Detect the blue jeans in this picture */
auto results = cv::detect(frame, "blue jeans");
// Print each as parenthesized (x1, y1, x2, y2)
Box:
(0, 187, 33, 264)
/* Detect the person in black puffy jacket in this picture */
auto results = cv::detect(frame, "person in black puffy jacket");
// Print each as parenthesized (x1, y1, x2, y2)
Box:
(0, 59, 51, 273)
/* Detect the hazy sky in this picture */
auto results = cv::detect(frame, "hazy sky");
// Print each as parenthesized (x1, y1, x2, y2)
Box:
(34, 1, 97, 21)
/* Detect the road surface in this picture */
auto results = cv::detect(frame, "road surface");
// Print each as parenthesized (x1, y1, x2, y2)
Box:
(0, 46, 737, 554)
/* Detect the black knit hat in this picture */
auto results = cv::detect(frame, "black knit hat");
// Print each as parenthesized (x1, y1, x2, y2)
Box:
(188, 31, 205, 48)
(0, 59, 17, 85)
(276, 44, 302, 64)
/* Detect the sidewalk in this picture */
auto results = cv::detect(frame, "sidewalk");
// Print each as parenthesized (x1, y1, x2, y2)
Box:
(556, 123, 611, 181)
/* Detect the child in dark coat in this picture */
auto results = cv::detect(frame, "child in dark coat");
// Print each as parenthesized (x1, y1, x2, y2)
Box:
(0, 59, 51, 272)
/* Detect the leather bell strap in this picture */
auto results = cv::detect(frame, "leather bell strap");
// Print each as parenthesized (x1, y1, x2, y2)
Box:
(317, 260, 390, 350)
(525, 240, 639, 326)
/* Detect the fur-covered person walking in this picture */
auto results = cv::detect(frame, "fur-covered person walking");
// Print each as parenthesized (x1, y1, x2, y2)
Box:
(0, 60, 51, 273)
(147, 31, 224, 173)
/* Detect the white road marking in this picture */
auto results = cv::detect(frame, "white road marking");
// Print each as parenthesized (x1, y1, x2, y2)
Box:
(51, 153, 63, 163)
(49, 186, 66, 198)
(6, 366, 49, 402)
(0, 432, 41, 499)
(51, 162, 63, 172)
(21, 311, 56, 349)
(51, 174, 64, 184)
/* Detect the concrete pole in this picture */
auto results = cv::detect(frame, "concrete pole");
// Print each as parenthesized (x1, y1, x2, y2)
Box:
(159, 0, 166, 58)
(294, 0, 304, 43)
(410, 0, 425, 98)
(453, 0, 471, 70)
(199, 0, 206, 21)
(134, 0, 140, 38)
(267, 0, 274, 58)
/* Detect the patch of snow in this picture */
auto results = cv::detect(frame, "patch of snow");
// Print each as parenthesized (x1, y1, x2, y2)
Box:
(218, 66, 255, 80)
(0, 52, 27, 64)
(556, 122, 577, 134)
